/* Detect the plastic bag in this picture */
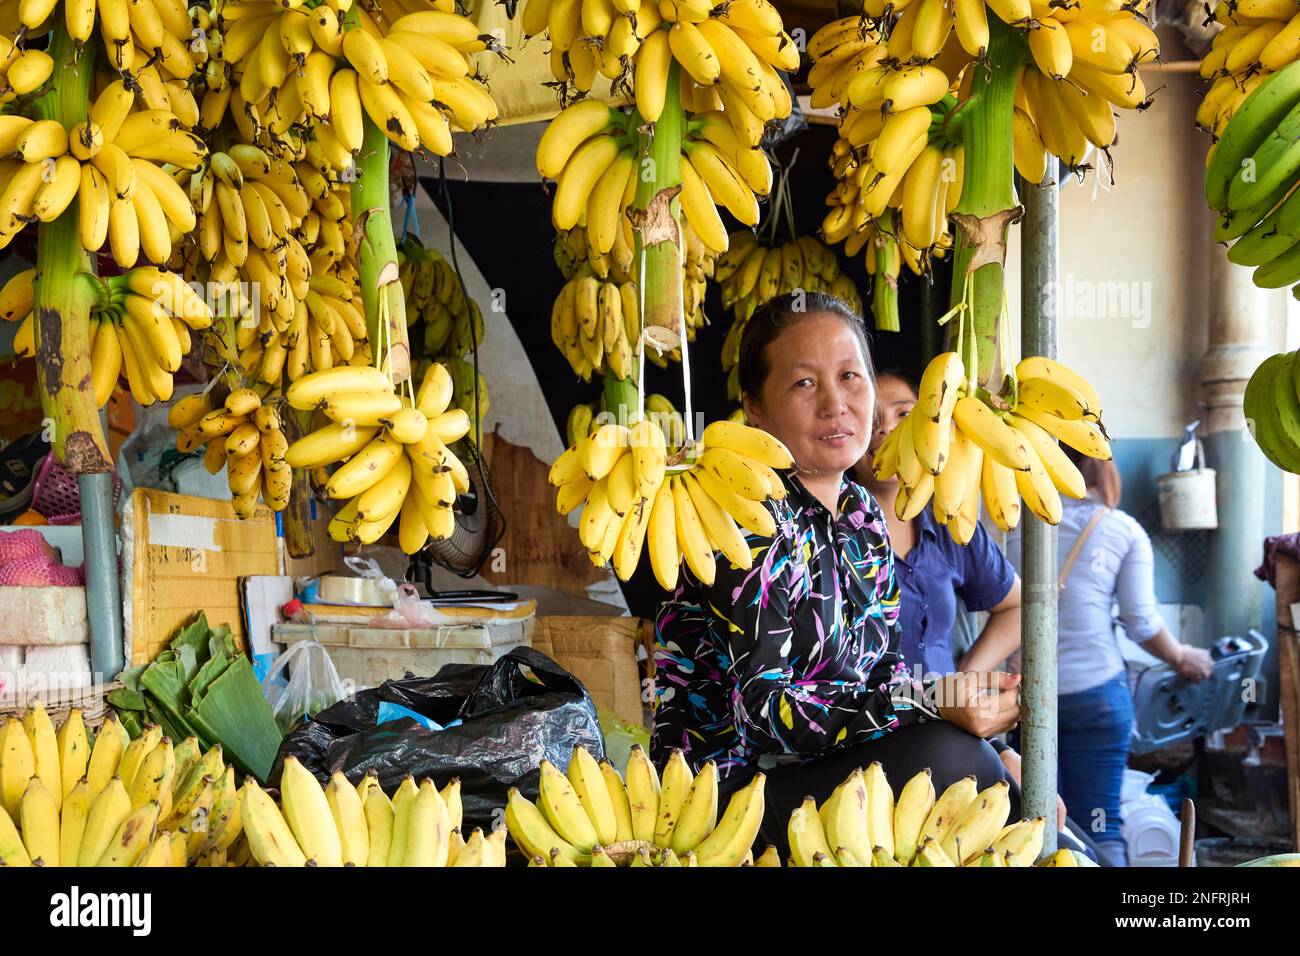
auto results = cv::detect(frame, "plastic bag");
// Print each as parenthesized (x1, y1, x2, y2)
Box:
(262, 639, 347, 735)
(271, 647, 604, 836)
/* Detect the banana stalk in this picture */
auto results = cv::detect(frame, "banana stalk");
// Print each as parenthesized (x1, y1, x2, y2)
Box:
(283, 410, 315, 559)
(946, 17, 1028, 386)
(631, 63, 686, 356)
(352, 116, 410, 384)
(32, 26, 112, 473)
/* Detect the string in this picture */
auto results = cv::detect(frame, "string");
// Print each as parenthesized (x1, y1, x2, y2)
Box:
(677, 225, 694, 444)
(438, 158, 482, 448)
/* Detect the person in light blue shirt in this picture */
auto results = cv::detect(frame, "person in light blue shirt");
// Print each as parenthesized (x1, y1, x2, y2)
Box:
(1006, 446, 1213, 866)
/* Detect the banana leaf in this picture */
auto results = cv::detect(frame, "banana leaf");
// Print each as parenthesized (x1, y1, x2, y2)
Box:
(186, 656, 281, 782)
(112, 611, 282, 780)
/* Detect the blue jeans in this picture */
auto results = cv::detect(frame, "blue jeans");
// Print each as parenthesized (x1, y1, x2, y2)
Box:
(1058, 675, 1134, 865)
(1009, 673, 1133, 866)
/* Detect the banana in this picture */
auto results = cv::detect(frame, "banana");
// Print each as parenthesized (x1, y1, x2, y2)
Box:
(953, 395, 1032, 470)
(128, 737, 176, 814)
(669, 759, 718, 854)
(820, 768, 872, 867)
(96, 800, 159, 867)
(625, 744, 661, 843)
(651, 748, 695, 849)
(941, 779, 1011, 865)
(912, 835, 957, 866)
(788, 795, 835, 867)
(241, 779, 307, 867)
(402, 778, 450, 867)
(538, 758, 599, 851)
(1015, 404, 1112, 459)
(567, 745, 618, 846)
(919, 774, 978, 847)
(692, 772, 765, 867)
(683, 470, 752, 569)
(78, 777, 132, 866)
(506, 787, 586, 865)
(598, 760, 635, 843)
(892, 767, 935, 865)
(280, 756, 343, 866)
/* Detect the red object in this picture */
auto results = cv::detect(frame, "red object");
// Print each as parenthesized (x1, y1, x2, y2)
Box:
(0, 528, 53, 563)
(282, 598, 306, 621)
(0, 556, 82, 586)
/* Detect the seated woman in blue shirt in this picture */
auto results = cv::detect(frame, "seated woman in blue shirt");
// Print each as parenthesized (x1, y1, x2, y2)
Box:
(651, 292, 1021, 857)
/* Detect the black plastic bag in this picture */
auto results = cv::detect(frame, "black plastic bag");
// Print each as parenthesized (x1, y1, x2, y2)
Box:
(270, 647, 604, 835)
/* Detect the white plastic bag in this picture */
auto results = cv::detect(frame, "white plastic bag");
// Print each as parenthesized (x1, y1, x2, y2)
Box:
(262, 638, 346, 734)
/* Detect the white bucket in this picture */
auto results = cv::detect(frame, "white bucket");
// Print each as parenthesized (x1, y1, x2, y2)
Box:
(1157, 441, 1217, 531)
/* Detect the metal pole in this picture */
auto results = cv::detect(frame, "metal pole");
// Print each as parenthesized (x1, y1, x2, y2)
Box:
(918, 275, 940, 367)
(79, 471, 123, 683)
(1019, 163, 1059, 857)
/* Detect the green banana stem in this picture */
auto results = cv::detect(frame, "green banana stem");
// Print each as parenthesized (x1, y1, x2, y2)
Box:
(32, 26, 111, 473)
(947, 17, 1028, 386)
(352, 116, 410, 384)
(622, 63, 687, 421)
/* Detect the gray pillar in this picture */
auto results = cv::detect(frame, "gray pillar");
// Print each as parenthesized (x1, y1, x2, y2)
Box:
(1201, 244, 1276, 646)
(79, 472, 123, 682)
(1020, 163, 1060, 857)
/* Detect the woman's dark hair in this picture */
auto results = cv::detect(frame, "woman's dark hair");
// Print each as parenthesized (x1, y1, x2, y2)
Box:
(737, 291, 875, 400)
(1062, 443, 1123, 508)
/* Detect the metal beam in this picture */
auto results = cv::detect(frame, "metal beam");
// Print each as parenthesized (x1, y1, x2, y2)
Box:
(1019, 162, 1060, 858)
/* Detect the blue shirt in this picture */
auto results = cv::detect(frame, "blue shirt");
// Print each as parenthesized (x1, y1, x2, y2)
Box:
(893, 509, 1016, 679)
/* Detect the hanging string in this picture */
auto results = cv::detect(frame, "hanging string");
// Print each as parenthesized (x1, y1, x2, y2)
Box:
(636, 242, 648, 426)
(677, 225, 695, 445)
(438, 157, 482, 448)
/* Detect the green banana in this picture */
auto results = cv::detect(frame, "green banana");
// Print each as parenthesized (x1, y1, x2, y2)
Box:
(1208, 60, 1300, 210)
(1229, 97, 1300, 211)
(1255, 237, 1300, 288)
(1228, 186, 1300, 267)
(1245, 353, 1300, 472)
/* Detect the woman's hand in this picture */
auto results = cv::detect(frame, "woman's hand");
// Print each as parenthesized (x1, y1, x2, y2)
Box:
(934, 671, 1021, 737)
(997, 748, 1068, 832)
(1174, 645, 1214, 682)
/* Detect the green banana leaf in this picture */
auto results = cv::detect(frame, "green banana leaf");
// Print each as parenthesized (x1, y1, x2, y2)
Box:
(113, 611, 282, 780)
(186, 656, 280, 783)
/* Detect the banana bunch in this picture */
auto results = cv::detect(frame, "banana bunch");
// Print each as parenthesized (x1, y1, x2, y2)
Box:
(549, 417, 792, 588)
(440, 355, 489, 431)
(246, 265, 370, 388)
(1198, 0, 1300, 140)
(4, 0, 199, 74)
(521, 0, 796, 137)
(1242, 348, 1300, 475)
(398, 237, 484, 361)
(206, 0, 499, 165)
(507, 743, 766, 867)
(284, 363, 471, 552)
(550, 225, 709, 376)
(168, 387, 294, 516)
(0, 79, 205, 260)
(239, 755, 504, 867)
(1204, 61, 1300, 293)
(0, 703, 243, 868)
(714, 230, 860, 398)
(872, 351, 1110, 543)
(0, 34, 53, 99)
(0, 265, 214, 406)
(784, 762, 1044, 868)
(677, 108, 779, 253)
(567, 392, 684, 448)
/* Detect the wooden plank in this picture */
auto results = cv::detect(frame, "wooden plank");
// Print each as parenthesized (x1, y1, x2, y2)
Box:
(1273, 554, 1300, 851)
(478, 431, 610, 596)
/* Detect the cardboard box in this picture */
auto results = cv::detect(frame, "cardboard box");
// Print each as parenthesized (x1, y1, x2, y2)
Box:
(529, 616, 651, 729)
(122, 489, 279, 665)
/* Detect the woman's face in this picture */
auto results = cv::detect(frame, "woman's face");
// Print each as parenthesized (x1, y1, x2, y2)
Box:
(743, 312, 875, 478)
(869, 375, 919, 459)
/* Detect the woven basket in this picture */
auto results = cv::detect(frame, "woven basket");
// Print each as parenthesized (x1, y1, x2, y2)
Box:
(0, 681, 122, 727)
(31, 453, 123, 525)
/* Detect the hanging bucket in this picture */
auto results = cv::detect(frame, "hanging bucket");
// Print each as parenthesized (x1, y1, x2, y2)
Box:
(1156, 441, 1217, 531)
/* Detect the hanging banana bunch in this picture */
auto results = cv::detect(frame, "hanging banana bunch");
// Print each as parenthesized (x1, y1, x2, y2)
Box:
(550, 225, 711, 379)
(872, 341, 1110, 544)
(806, 1, 1155, 387)
(549, 417, 794, 590)
(0, 77, 205, 260)
(167, 387, 294, 517)
(283, 363, 472, 553)
(203, 0, 502, 166)
(713, 155, 861, 398)
(1197, 0, 1300, 142)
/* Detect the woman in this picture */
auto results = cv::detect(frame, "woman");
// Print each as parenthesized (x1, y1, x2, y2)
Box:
(651, 292, 1021, 857)
(1004, 446, 1214, 867)
(855, 372, 1076, 831)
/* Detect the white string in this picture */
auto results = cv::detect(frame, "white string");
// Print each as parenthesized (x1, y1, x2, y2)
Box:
(677, 225, 695, 445)
(636, 243, 647, 425)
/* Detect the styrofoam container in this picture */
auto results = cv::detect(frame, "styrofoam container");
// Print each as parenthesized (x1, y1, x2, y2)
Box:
(271, 620, 531, 690)
(0, 586, 89, 645)
(1123, 799, 1184, 866)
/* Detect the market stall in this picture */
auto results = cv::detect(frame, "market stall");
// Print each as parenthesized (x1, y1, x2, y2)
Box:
(0, 0, 1295, 880)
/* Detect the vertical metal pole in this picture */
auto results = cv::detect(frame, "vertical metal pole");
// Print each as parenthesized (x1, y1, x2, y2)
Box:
(1020, 163, 1059, 857)
(919, 276, 940, 367)
(79, 471, 123, 682)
